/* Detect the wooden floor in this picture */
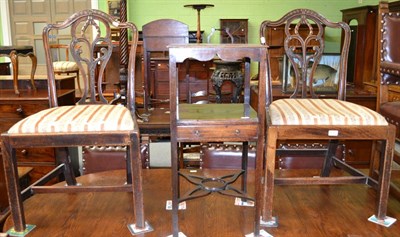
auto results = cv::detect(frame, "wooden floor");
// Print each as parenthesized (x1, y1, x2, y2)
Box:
(3, 169, 400, 237)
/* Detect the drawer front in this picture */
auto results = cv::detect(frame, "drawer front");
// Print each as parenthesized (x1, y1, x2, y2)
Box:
(17, 148, 57, 184)
(2, 148, 57, 185)
(0, 103, 48, 118)
(155, 69, 169, 82)
(0, 103, 49, 133)
(155, 61, 168, 70)
(17, 147, 56, 163)
(155, 82, 187, 100)
(177, 124, 258, 142)
(343, 140, 372, 167)
(0, 117, 20, 133)
(18, 164, 58, 185)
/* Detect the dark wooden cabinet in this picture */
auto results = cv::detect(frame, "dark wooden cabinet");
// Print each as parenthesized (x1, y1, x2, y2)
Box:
(148, 58, 214, 108)
(341, 5, 378, 90)
(0, 77, 75, 183)
(0, 86, 75, 182)
(341, 2, 400, 101)
(341, 3, 400, 156)
(219, 19, 248, 44)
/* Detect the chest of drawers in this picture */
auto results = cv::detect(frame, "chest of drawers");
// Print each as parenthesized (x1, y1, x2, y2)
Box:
(0, 89, 75, 181)
(0, 76, 75, 216)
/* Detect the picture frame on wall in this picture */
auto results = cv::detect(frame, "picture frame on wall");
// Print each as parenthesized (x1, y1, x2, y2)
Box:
(282, 53, 341, 94)
(108, 0, 120, 20)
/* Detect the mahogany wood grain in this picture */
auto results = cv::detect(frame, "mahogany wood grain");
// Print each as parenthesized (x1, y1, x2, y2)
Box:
(3, 169, 400, 237)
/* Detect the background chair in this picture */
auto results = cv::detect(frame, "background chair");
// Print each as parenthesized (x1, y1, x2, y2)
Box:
(1, 9, 152, 235)
(374, 1, 400, 199)
(50, 44, 81, 93)
(260, 8, 396, 228)
(142, 19, 189, 111)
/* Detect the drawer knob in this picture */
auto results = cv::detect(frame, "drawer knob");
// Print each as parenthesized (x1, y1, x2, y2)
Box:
(235, 129, 240, 135)
(194, 130, 200, 136)
(20, 149, 28, 156)
(16, 105, 24, 114)
(348, 149, 354, 156)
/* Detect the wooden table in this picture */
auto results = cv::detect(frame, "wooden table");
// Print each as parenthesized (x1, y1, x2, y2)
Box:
(138, 108, 170, 137)
(3, 169, 400, 237)
(0, 46, 37, 95)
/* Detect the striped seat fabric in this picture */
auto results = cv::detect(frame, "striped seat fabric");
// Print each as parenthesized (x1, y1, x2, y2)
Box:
(53, 61, 78, 72)
(269, 99, 388, 126)
(8, 104, 134, 134)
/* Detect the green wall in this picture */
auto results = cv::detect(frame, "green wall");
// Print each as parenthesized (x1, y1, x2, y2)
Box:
(0, 15, 2, 46)
(97, 0, 387, 52)
(0, 0, 394, 51)
(0, 15, 3, 62)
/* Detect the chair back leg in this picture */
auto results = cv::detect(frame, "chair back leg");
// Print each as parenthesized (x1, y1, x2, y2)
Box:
(320, 140, 340, 177)
(55, 148, 77, 185)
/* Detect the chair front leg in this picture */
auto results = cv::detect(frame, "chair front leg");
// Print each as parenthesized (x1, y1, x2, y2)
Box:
(261, 127, 278, 227)
(1, 138, 26, 232)
(130, 133, 145, 229)
(171, 139, 180, 237)
(375, 126, 396, 220)
(241, 141, 249, 194)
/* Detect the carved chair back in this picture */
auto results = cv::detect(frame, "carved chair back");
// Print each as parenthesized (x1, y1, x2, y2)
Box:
(260, 9, 351, 102)
(43, 10, 139, 110)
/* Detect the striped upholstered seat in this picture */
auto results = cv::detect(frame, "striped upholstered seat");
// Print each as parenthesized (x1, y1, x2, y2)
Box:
(8, 104, 134, 134)
(269, 99, 388, 126)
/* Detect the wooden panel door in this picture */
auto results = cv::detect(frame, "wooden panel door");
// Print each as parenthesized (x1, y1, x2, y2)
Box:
(8, 0, 90, 75)
(1, 0, 90, 219)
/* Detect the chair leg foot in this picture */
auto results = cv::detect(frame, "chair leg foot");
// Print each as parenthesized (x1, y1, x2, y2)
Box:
(260, 216, 278, 228)
(167, 231, 187, 237)
(368, 215, 397, 227)
(6, 224, 36, 237)
(246, 229, 274, 237)
(127, 221, 153, 235)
